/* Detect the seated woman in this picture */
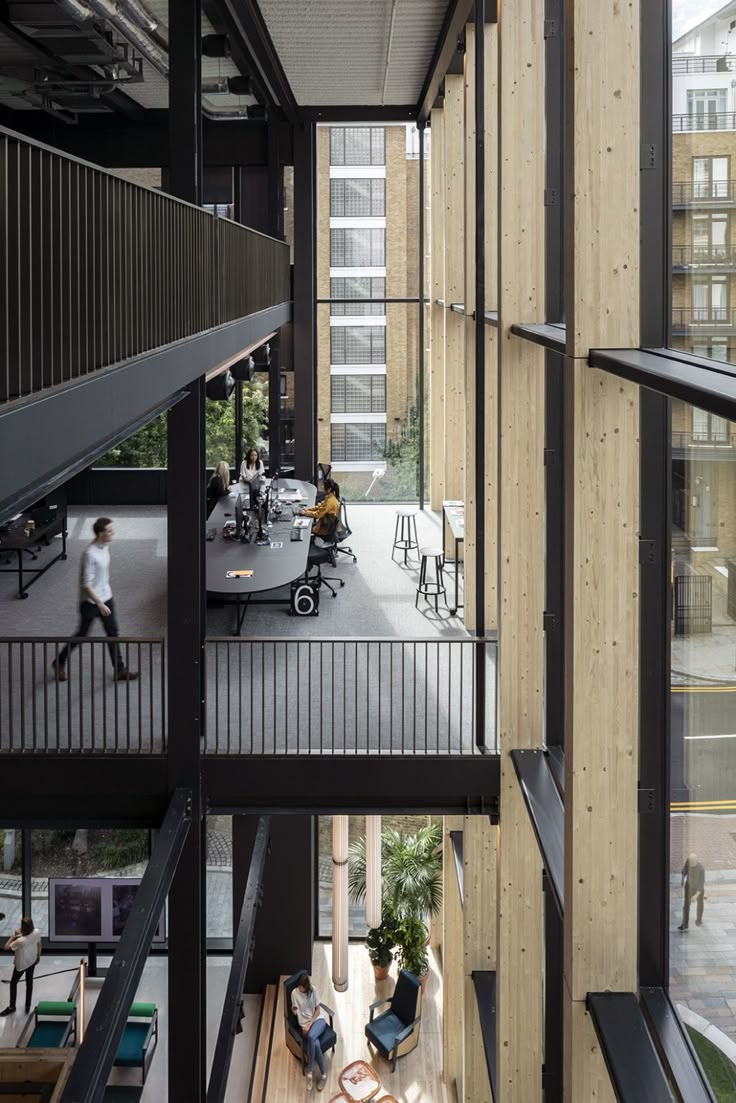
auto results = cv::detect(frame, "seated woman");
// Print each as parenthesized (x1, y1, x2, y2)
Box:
(239, 447, 265, 485)
(298, 478, 340, 540)
(290, 972, 327, 1092)
(206, 461, 231, 516)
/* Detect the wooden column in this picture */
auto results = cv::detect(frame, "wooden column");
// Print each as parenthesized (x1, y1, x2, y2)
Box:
(463, 815, 496, 1103)
(464, 25, 477, 630)
(563, 0, 640, 1097)
(483, 23, 499, 633)
(496, 0, 546, 1099)
(442, 815, 464, 1096)
(443, 73, 466, 518)
(429, 107, 446, 510)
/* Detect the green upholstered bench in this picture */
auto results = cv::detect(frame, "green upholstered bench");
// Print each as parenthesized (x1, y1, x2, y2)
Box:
(16, 1000, 77, 1049)
(113, 1002, 159, 1084)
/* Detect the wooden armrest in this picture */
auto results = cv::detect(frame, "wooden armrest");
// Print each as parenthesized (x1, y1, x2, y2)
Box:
(368, 996, 391, 1021)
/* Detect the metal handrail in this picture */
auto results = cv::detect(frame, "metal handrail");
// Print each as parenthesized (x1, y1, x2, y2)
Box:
(671, 307, 736, 328)
(673, 112, 736, 132)
(673, 245, 736, 266)
(672, 180, 736, 204)
(672, 54, 736, 75)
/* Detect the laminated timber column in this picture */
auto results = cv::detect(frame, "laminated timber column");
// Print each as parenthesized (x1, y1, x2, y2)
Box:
(429, 106, 446, 510)
(443, 816, 464, 1096)
(496, 0, 546, 1098)
(464, 19, 499, 633)
(463, 815, 496, 1103)
(562, 0, 640, 1097)
(443, 72, 466, 526)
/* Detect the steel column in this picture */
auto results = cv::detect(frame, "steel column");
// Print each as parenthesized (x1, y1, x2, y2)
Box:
(543, 871, 563, 1103)
(168, 0, 202, 205)
(418, 122, 426, 510)
(293, 122, 317, 480)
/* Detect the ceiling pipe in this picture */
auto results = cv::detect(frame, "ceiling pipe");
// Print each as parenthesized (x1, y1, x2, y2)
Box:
(117, 0, 159, 33)
(57, 0, 168, 77)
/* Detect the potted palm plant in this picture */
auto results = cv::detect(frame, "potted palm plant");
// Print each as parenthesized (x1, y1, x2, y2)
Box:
(365, 915, 397, 981)
(348, 822, 443, 926)
(394, 912, 430, 990)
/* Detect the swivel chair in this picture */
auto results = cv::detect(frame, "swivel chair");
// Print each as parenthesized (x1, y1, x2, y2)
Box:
(307, 513, 345, 598)
(334, 498, 357, 563)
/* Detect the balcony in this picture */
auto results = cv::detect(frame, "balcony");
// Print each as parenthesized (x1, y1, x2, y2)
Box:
(672, 54, 736, 75)
(672, 245, 736, 270)
(673, 180, 736, 206)
(672, 431, 736, 450)
(673, 112, 736, 133)
(672, 307, 736, 334)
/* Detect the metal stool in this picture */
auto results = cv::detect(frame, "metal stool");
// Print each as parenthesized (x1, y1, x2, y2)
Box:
(392, 509, 419, 565)
(416, 547, 446, 611)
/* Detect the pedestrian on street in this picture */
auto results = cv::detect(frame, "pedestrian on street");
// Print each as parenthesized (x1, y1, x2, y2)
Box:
(678, 852, 705, 931)
(52, 517, 138, 683)
(1, 916, 41, 1016)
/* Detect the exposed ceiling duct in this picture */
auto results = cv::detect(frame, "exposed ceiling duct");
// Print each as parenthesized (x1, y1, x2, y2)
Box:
(56, 0, 168, 77)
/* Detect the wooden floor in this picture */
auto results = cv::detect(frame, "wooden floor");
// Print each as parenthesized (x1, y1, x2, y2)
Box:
(263, 942, 444, 1103)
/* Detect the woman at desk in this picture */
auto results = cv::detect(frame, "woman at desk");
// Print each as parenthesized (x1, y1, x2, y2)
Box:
(298, 477, 340, 538)
(206, 461, 231, 516)
(239, 447, 264, 485)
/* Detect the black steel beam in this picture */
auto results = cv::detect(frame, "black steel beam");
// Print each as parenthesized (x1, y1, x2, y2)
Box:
(543, 872, 563, 1103)
(640, 988, 716, 1103)
(418, 122, 426, 509)
(510, 749, 564, 915)
(204, 755, 500, 813)
(0, 305, 290, 524)
(0, 111, 270, 168)
(58, 788, 192, 1103)
(473, 3, 487, 754)
(449, 829, 464, 906)
(472, 971, 497, 1101)
(169, 0, 203, 204)
(0, 757, 169, 821)
(207, 815, 271, 1103)
(212, 0, 297, 123)
(587, 993, 675, 1103)
(589, 348, 736, 422)
(300, 105, 418, 122)
(201, 0, 272, 110)
(417, 0, 474, 124)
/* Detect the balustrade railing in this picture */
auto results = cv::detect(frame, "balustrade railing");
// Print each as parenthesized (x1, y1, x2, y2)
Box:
(672, 180, 736, 204)
(0, 126, 290, 405)
(672, 307, 736, 330)
(673, 112, 736, 133)
(673, 245, 736, 267)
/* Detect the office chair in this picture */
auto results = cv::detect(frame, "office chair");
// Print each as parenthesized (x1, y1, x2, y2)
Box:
(334, 497, 357, 563)
(314, 462, 332, 504)
(306, 513, 345, 598)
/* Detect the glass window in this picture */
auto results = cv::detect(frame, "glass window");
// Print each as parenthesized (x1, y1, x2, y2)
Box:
(330, 277, 386, 316)
(206, 816, 232, 940)
(330, 127, 385, 166)
(686, 88, 728, 129)
(330, 178, 385, 217)
(669, 399, 736, 1090)
(0, 829, 21, 939)
(331, 374, 386, 413)
(693, 156, 729, 199)
(331, 423, 386, 462)
(330, 228, 385, 267)
(330, 326, 386, 365)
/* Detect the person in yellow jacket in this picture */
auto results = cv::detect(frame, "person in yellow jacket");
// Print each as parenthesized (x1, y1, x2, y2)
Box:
(298, 478, 340, 538)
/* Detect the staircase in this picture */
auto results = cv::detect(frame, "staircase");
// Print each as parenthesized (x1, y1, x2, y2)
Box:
(247, 984, 278, 1103)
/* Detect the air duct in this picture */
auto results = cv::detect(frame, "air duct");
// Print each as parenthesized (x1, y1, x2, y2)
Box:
(202, 34, 230, 58)
(58, 0, 168, 77)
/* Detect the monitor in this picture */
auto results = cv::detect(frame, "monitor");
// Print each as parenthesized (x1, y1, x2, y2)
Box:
(48, 877, 166, 943)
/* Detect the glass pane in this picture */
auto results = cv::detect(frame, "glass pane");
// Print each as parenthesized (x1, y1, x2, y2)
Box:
(669, 398, 736, 1092)
(207, 816, 232, 940)
(0, 829, 21, 939)
(673, 10, 736, 362)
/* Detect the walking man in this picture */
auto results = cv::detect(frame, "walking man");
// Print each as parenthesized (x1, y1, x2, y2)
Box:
(52, 517, 138, 682)
(1, 916, 41, 1015)
(678, 852, 705, 930)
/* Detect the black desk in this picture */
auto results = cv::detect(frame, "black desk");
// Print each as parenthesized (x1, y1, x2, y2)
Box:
(206, 479, 316, 634)
(0, 508, 68, 598)
(442, 500, 464, 616)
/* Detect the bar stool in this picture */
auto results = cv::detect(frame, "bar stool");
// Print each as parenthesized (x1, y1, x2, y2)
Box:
(392, 509, 419, 566)
(416, 547, 446, 611)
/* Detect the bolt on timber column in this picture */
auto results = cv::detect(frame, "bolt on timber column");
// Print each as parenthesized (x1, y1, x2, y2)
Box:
(496, 0, 546, 1098)
(562, 0, 640, 1096)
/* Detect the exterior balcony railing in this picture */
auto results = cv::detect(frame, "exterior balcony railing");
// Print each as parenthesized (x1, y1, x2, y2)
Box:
(673, 112, 736, 133)
(0, 126, 290, 406)
(673, 180, 736, 205)
(672, 431, 736, 449)
(673, 245, 736, 268)
(672, 307, 736, 333)
(672, 54, 736, 75)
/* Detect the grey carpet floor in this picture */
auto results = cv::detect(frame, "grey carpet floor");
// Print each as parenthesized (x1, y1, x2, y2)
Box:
(0, 504, 494, 754)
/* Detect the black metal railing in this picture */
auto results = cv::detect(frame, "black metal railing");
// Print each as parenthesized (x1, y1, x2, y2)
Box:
(0, 638, 165, 753)
(672, 180, 736, 204)
(673, 112, 736, 132)
(672, 431, 736, 448)
(673, 245, 736, 267)
(0, 126, 291, 405)
(672, 54, 736, 75)
(204, 637, 495, 755)
(672, 307, 736, 331)
(674, 575, 713, 635)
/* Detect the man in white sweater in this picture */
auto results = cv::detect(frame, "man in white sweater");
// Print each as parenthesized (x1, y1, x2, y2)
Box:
(53, 517, 138, 682)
